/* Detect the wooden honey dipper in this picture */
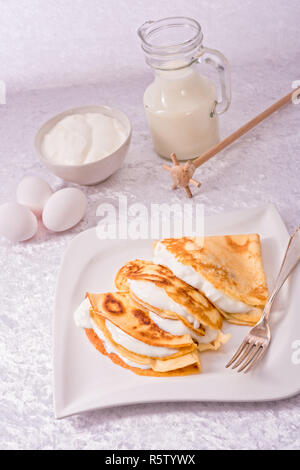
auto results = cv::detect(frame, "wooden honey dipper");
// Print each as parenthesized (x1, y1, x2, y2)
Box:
(163, 87, 300, 198)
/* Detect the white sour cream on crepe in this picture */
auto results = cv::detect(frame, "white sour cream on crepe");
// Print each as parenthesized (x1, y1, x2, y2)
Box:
(91, 319, 150, 369)
(153, 242, 251, 314)
(129, 279, 218, 342)
(74, 298, 178, 362)
(74, 299, 149, 367)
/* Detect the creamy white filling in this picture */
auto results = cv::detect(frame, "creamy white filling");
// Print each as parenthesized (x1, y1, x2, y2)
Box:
(148, 310, 218, 344)
(74, 299, 150, 369)
(74, 299, 177, 360)
(91, 319, 150, 370)
(74, 297, 92, 328)
(129, 279, 200, 329)
(106, 320, 178, 358)
(153, 242, 251, 314)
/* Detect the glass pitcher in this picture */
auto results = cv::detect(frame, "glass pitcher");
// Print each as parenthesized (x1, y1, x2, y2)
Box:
(138, 17, 231, 161)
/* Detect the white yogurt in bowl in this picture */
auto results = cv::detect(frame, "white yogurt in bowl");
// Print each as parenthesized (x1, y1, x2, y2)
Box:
(42, 112, 127, 166)
(35, 106, 131, 185)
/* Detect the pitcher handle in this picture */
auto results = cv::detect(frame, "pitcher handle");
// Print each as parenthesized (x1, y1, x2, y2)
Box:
(196, 46, 231, 115)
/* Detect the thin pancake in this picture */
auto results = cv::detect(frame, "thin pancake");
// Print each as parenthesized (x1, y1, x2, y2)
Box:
(220, 308, 262, 326)
(91, 311, 196, 362)
(129, 290, 206, 337)
(115, 259, 222, 330)
(155, 234, 268, 307)
(87, 291, 195, 349)
(85, 328, 201, 376)
(111, 298, 226, 353)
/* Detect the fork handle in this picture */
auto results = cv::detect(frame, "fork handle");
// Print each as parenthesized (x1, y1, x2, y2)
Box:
(263, 226, 300, 320)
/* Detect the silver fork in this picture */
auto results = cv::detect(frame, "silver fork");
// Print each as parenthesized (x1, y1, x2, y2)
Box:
(226, 226, 300, 373)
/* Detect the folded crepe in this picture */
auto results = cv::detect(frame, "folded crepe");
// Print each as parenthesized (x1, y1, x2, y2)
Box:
(153, 234, 268, 326)
(84, 291, 201, 376)
(115, 259, 227, 351)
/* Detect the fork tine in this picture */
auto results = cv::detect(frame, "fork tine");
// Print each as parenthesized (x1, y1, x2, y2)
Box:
(237, 343, 262, 373)
(225, 340, 249, 368)
(243, 346, 265, 373)
(231, 342, 254, 369)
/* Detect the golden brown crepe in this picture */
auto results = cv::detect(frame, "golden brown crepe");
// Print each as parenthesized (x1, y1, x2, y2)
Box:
(85, 328, 201, 377)
(130, 289, 206, 336)
(87, 291, 195, 350)
(115, 259, 223, 332)
(220, 309, 262, 326)
(154, 234, 268, 326)
(197, 331, 230, 352)
(86, 291, 201, 376)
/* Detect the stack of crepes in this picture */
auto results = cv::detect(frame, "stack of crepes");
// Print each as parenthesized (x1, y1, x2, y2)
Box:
(74, 233, 268, 377)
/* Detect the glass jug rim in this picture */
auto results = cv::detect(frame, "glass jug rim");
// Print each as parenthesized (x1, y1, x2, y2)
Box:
(138, 16, 203, 52)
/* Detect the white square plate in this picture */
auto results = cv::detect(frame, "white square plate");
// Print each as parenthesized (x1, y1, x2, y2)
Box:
(54, 204, 300, 418)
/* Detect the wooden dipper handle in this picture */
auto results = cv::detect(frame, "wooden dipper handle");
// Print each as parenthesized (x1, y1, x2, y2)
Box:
(193, 88, 300, 168)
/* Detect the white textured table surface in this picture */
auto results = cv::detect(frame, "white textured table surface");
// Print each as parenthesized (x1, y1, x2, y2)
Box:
(1, 0, 300, 450)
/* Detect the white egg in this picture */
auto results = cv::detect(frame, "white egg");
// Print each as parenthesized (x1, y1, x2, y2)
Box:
(16, 176, 53, 216)
(0, 202, 38, 242)
(42, 187, 87, 232)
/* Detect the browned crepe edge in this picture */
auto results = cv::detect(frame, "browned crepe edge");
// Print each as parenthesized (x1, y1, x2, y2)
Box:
(87, 291, 194, 349)
(220, 308, 262, 326)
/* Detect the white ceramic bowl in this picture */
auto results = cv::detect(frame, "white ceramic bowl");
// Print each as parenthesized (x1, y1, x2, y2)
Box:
(35, 105, 132, 185)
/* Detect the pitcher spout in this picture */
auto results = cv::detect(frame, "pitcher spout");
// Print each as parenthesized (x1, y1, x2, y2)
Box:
(137, 21, 154, 42)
